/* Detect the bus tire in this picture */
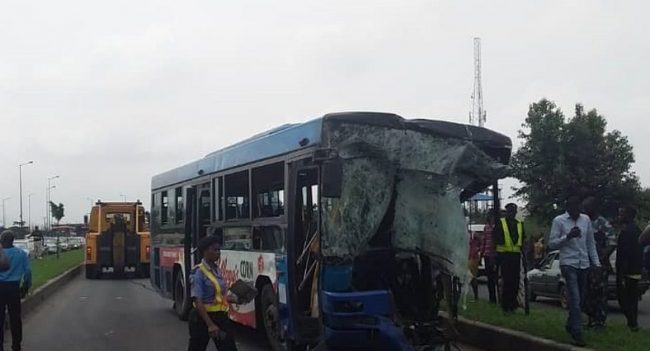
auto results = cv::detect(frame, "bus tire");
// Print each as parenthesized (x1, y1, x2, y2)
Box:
(174, 272, 191, 321)
(138, 264, 150, 278)
(260, 284, 285, 351)
(85, 264, 98, 279)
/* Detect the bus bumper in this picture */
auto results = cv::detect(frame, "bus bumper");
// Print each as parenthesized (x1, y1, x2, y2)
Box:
(320, 290, 414, 351)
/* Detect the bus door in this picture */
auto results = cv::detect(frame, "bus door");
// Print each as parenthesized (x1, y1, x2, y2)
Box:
(286, 162, 321, 345)
(185, 182, 212, 269)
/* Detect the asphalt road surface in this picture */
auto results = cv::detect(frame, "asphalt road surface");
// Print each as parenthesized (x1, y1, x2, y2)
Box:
(11, 276, 483, 351)
(15, 276, 268, 351)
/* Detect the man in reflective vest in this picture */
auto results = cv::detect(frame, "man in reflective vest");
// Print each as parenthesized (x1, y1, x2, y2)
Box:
(188, 236, 242, 351)
(494, 203, 525, 313)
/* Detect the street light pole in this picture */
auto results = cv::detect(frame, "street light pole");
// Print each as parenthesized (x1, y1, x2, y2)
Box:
(47, 175, 59, 232)
(18, 161, 34, 228)
(28, 193, 35, 231)
(1, 197, 10, 227)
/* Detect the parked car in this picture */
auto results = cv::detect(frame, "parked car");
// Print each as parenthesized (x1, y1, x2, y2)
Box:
(44, 238, 59, 255)
(70, 237, 81, 249)
(527, 249, 650, 309)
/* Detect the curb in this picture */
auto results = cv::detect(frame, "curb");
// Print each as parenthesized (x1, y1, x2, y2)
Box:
(445, 314, 595, 351)
(21, 263, 82, 317)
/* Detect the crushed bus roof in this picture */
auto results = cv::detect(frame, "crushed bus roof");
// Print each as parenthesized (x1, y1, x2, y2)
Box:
(151, 112, 511, 190)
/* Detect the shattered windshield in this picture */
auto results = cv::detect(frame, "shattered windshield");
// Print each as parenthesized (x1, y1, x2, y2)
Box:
(320, 122, 508, 279)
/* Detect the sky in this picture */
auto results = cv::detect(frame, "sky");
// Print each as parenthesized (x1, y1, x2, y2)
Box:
(1, 0, 649, 226)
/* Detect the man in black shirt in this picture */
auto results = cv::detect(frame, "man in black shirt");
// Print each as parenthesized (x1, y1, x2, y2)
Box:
(616, 205, 643, 331)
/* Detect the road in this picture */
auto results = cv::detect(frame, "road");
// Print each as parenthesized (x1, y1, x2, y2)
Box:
(477, 280, 650, 327)
(12, 275, 482, 351)
(17, 276, 268, 351)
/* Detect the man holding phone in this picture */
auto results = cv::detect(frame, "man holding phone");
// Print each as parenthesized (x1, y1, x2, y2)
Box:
(549, 195, 600, 347)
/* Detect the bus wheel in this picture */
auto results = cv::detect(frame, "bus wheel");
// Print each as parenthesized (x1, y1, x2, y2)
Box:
(138, 264, 150, 278)
(174, 273, 190, 321)
(261, 284, 285, 351)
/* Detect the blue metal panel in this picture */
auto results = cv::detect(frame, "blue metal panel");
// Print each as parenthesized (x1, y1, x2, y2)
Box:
(151, 118, 323, 190)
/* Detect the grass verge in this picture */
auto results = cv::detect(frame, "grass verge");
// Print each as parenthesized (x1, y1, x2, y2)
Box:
(460, 299, 650, 351)
(31, 250, 84, 290)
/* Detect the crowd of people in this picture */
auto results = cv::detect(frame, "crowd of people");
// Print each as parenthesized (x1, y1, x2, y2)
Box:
(468, 195, 650, 347)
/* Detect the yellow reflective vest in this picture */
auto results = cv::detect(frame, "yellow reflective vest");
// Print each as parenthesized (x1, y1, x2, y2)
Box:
(496, 218, 523, 253)
(195, 263, 229, 313)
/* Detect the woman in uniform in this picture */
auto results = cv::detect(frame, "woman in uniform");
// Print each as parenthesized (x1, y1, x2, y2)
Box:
(188, 235, 242, 351)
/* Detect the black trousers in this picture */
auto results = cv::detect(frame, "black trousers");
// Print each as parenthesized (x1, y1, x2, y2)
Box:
(188, 309, 238, 351)
(0, 281, 22, 351)
(617, 276, 639, 328)
(485, 256, 499, 304)
(498, 253, 521, 312)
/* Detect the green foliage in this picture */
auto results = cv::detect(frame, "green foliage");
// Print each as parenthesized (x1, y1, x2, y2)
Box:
(31, 249, 83, 290)
(461, 299, 650, 351)
(512, 98, 640, 220)
(49, 201, 65, 225)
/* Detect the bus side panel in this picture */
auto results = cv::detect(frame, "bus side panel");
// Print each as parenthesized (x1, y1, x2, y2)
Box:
(154, 246, 184, 299)
(220, 250, 277, 328)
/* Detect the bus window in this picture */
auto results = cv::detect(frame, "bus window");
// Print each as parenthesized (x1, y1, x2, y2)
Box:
(223, 227, 252, 250)
(168, 189, 176, 224)
(225, 170, 250, 220)
(252, 226, 284, 251)
(199, 183, 211, 225)
(175, 187, 184, 224)
(161, 191, 169, 225)
(252, 162, 285, 217)
(217, 177, 224, 221)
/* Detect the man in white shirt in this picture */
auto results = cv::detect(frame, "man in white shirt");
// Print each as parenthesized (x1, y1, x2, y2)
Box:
(548, 195, 600, 347)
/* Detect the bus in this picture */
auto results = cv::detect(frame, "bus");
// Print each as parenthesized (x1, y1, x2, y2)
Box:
(149, 112, 511, 350)
(85, 201, 151, 279)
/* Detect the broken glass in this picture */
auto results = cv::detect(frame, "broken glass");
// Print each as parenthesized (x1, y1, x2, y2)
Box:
(320, 122, 508, 280)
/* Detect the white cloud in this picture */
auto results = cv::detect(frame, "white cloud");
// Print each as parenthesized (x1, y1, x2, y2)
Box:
(1, 0, 649, 225)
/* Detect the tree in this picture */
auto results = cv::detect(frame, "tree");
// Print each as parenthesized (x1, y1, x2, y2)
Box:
(512, 98, 640, 220)
(49, 201, 65, 225)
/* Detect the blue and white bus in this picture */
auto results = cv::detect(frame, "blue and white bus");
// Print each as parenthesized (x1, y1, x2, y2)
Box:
(149, 112, 511, 350)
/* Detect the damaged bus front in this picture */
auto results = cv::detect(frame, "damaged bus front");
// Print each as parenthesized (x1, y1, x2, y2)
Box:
(303, 113, 511, 350)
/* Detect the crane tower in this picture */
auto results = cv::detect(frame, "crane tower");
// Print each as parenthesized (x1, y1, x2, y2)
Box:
(469, 37, 486, 127)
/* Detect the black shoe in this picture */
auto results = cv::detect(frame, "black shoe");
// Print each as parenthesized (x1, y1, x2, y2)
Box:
(571, 336, 587, 347)
(630, 325, 640, 332)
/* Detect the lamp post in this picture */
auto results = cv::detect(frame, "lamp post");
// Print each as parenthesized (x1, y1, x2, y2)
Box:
(28, 193, 35, 231)
(47, 175, 59, 231)
(1, 197, 10, 227)
(120, 194, 127, 202)
(19, 161, 34, 228)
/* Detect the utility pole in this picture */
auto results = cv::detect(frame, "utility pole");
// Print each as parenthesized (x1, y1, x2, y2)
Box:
(28, 193, 35, 231)
(47, 175, 59, 231)
(18, 161, 34, 228)
(1, 197, 10, 227)
(469, 37, 486, 127)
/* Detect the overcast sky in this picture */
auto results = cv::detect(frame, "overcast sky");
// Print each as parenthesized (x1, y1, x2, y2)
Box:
(1, 0, 648, 226)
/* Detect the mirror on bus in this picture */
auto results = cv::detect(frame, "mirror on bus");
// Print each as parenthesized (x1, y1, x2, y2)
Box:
(322, 159, 343, 198)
